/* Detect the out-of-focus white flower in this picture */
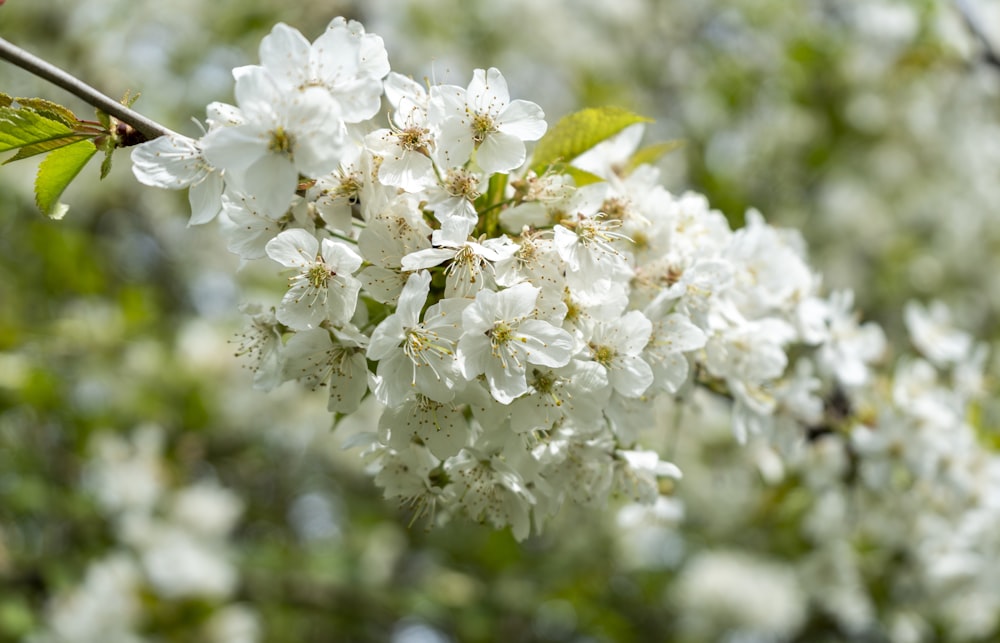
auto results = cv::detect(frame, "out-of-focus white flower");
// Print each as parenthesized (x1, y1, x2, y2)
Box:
(672, 550, 807, 641)
(38, 554, 143, 643)
(904, 299, 973, 367)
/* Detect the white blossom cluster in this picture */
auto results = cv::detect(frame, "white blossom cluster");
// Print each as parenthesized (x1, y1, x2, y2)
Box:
(30, 426, 257, 643)
(131, 17, 892, 540)
(613, 301, 995, 640)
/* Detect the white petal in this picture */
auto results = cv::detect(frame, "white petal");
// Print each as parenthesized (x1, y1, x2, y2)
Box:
(434, 117, 475, 167)
(396, 271, 432, 325)
(201, 124, 265, 174)
(468, 68, 510, 114)
(498, 99, 547, 141)
(259, 23, 311, 84)
(485, 357, 528, 404)
(320, 239, 363, 274)
(265, 229, 318, 268)
(233, 66, 281, 123)
(610, 354, 654, 397)
(324, 276, 361, 325)
(516, 320, 573, 368)
(401, 247, 457, 271)
(327, 353, 369, 413)
(277, 283, 327, 330)
(367, 316, 405, 361)
(476, 131, 525, 175)
(618, 311, 653, 355)
(496, 283, 539, 321)
(130, 135, 206, 188)
(377, 151, 435, 192)
(245, 153, 298, 217)
(187, 172, 223, 225)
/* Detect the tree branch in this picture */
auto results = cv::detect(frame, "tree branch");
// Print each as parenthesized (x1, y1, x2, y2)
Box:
(955, 0, 1000, 72)
(0, 36, 179, 142)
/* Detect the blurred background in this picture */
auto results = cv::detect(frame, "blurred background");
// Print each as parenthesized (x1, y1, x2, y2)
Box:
(3, 0, 1000, 641)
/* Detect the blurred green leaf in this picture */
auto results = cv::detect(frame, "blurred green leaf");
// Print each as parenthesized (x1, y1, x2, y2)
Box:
(624, 140, 685, 175)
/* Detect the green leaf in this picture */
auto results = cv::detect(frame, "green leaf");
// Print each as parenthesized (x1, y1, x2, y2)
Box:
(561, 165, 605, 187)
(34, 139, 98, 219)
(96, 109, 111, 130)
(531, 106, 652, 172)
(121, 89, 141, 108)
(2, 135, 92, 164)
(0, 105, 75, 154)
(12, 97, 79, 129)
(98, 138, 115, 180)
(623, 140, 685, 175)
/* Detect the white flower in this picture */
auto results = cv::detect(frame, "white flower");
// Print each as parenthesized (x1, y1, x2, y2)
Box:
(379, 395, 469, 459)
(904, 299, 973, 367)
(85, 426, 165, 517)
(231, 303, 284, 391)
(816, 290, 886, 389)
(265, 229, 362, 329)
(433, 67, 547, 174)
(553, 206, 633, 295)
(508, 360, 610, 434)
(130, 134, 223, 225)
(642, 297, 706, 394)
(367, 271, 467, 405)
(457, 283, 574, 404)
(201, 66, 346, 217)
(41, 554, 143, 643)
(168, 482, 243, 540)
(447, 448, 536, 541)
(356, 194, 433, 304)
(281, 327, 369, 414)
(138, 526, 238, 599)
(402, 235, 516, 299)
(218, 192, 286, 261)
(365, 73, 436, 192)
(613, 448, 682, 504)
(257, 19, 389, 122)
(424, 166, 484, 243)
(372, 443, 452, 524)
(584, 311, 655, 398)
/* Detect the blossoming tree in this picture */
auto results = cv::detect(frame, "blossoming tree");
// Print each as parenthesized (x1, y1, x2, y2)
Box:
(3, 3, 1000, 641)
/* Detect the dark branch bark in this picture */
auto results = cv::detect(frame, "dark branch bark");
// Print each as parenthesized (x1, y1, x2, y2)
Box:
(0, 36, 179, 142)
(955, 0, 1000, 72)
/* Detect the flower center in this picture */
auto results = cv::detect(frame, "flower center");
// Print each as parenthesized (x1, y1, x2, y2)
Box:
(332, 172, 363, 204)
(471, 112, 497, 143)
(488, 321, 514, 346)
(600, 197, 629, 220)
(268, 126, 295, 157)
(445, 168, 481, 200)
(398, 125, 431, 152)
(307, 262, 333, 289)
(589, 342, 617, 367)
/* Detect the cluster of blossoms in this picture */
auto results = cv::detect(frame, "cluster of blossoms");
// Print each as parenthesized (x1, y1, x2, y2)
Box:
(615, 301, 994, 641)
(134, 17, 903, 540)
(31, 426, 256, 643)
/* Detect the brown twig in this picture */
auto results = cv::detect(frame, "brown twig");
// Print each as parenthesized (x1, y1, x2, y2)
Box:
(0, 35, 178, 142)
(955, 0, 1000, 72)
